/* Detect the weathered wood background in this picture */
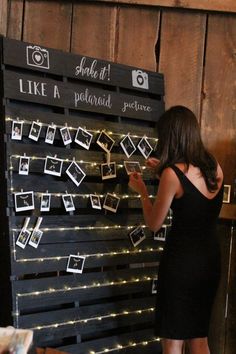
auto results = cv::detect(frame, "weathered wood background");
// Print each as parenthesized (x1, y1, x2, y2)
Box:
(0, 1, 235, 354)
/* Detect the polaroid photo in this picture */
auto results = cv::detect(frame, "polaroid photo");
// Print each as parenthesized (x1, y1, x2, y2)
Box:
(28, 229, 43, 248)
(151, 278, 158, 294)
(103, 193, 120, 213)
(101, 162, 116, 180)
(28, 121, 42, 141)
(44, 156, 63, 177)
(120, 134, 136, 158)
(16, 229, 31, 249)
(66, 161, 86, 187)
(14, 191, 35, 212)
(40, 193, 51, 212)
(124, 161, 142, 175)
(223, 185, 231, 203)
(60, 126, 72, 145)
(96, 130, 115, 153)
(62, 194, 75, 212)
(45, 124, 56, 144)
(66, 254, 86, 274)
(18, 156, 30, 175)
(75, 127, 93, 150)
(11, 120, 23, 140)
(137, 137, 153, 159)
(90, 194, 102, 210)
(154, 226, 167, 241)
(129, 225, 146, 247)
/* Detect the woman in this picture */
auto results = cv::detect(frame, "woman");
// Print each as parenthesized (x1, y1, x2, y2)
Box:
(129, 106, 223, 354)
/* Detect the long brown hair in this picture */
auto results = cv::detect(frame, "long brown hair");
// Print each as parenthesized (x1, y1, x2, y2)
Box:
(156, 106, 218, 192)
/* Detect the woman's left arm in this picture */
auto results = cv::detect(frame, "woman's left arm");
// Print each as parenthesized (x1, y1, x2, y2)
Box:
(129, 168, 179, 232)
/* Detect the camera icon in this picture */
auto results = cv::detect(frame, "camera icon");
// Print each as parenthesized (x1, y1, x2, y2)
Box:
(26, 45, 50, 69)
(132, 69, 149, 89)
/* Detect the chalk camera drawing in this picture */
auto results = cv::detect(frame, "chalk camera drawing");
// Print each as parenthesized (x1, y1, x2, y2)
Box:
(132, 69, 149, 90)
(26, 45, 50, 69)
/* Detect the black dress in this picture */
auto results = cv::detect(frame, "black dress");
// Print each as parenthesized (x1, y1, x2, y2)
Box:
(155, 165, 223, 339)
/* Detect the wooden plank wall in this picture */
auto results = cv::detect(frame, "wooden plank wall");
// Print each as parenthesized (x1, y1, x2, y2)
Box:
(0, 1, 235, 354)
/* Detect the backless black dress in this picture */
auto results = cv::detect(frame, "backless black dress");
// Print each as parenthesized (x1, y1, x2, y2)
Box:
(155, 165, 223, 339)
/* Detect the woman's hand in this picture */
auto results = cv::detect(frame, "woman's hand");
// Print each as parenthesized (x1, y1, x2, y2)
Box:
(128, 172, 147, 196)
(146, 157, 160, 171)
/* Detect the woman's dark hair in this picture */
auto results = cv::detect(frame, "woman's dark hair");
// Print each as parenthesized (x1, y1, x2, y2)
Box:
(156, 105, 218, 192)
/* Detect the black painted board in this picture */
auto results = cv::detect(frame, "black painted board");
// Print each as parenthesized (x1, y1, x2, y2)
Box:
(3, 37, 164, 96)
(4, 71, 164, 122)
(11, 251, 161, 276)
(59, 328, 161, 354)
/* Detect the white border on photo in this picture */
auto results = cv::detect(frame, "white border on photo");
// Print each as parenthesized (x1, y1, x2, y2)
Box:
(19, 156, 30, 175)
(44, 156, 63, 177)
(96, 130, 115, 153)
(14, 191, 35, 212)
(103, 193, 120, 213)
(62, 194, 75, 212)
(129, 225, 146, 247)
(60, 126, 72, 145)
(16, 228, 31, 249)
(151, 278, 158, 294)
(137, 137, 153, 159)
(154, 225, 167, 241)
(124, 161, 142, 175)
(223, 184, 231, 203)
(66, 161, 86, 187)
(45, 124, 56, 144)
(90, 194, 102, 210)
(75, 127, 93, 150)
(40, 193, 51, 212)
(28, 229, 44, 248)
(120, 135, 136, 158)
(11, 120, 23, 140)
(28, 121, 42, 141)
(66, 254, 86, 274)
(101, 162, 116, 180)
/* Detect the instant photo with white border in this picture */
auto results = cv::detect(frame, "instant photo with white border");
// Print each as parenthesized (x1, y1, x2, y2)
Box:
(28, 121, 42, 141)
(101, 162, 116, 180)
(11, 120, 23, 140)
(96, 130, 115, 153)
(44, 156, 63, 177)
(103, 193, 120, 213)
(62, 194, 75, 212)
(16, 228, 31, 249)
(28, 229, 44, 248)
(66, 161, 86, 187)
(45, 124, 56, 144)
(223, 184, 231, 203)
(120, 134, 136, 158)
(18, 156, 30, 175)
(124, 161, 142, 175)
(60, 126, 72, 145)
(137, 137, 153, 159)
(40, 193, 51, 212)
(75, 127, 93, 150)
(151, 278, 158, 294)
(90, 194, 102, 210)
(129, 225, 146, 247)
(66, 254, 86, 274)
(14, 191, 35, 212)
(154, 225, 167, 241)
